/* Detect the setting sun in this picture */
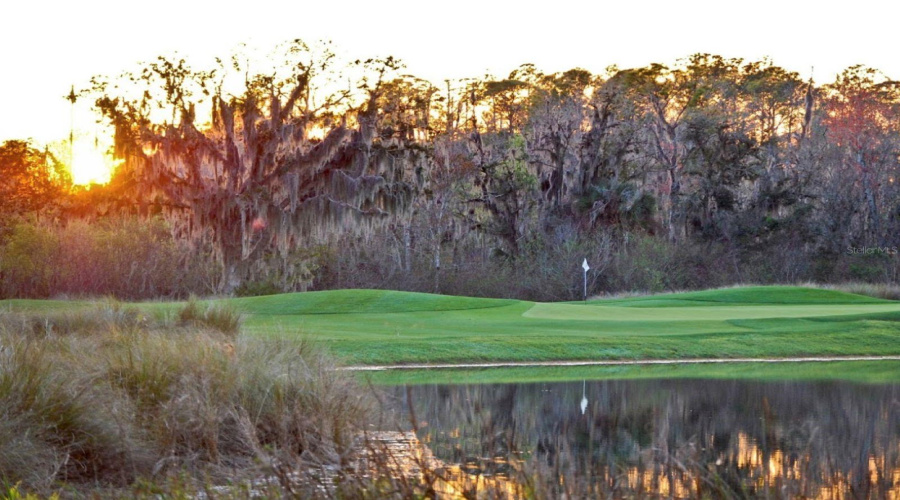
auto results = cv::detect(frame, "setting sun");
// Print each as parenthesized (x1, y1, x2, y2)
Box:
(69, 138, 120, 185)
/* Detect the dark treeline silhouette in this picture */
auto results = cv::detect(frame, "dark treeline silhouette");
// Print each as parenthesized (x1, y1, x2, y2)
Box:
(3, 42, 900, 299)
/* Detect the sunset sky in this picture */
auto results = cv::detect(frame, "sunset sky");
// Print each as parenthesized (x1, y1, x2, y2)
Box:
(3, 0, 898, 183)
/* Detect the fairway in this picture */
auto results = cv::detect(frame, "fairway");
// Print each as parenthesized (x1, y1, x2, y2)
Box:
(6, 286, 900, 366)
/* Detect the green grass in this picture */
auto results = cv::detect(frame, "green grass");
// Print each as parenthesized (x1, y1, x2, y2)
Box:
(6, 286, 900, 367)
(587, 285, 893, 307)
(233, 289, 517, 315)
(359, 360, 900, 386)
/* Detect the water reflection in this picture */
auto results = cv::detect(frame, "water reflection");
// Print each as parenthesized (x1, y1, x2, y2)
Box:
(379, 379, 900, 498)
(581, 380, 588, 415)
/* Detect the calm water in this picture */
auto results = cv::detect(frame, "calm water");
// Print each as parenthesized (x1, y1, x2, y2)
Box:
(378, 378, 900, 498)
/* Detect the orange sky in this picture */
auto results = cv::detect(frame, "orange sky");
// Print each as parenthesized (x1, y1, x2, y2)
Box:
(3, 0, 898, 149)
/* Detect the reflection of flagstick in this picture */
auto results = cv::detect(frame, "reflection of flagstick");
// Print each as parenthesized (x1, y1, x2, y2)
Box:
(580, 380, 588, 415)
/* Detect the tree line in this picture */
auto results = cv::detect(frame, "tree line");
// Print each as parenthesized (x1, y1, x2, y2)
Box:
(3, 41, 900, 299)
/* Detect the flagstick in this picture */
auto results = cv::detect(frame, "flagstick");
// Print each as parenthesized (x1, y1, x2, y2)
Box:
(581, 258, 590, 301)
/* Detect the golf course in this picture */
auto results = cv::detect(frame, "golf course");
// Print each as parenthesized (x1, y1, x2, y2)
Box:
(6, 285, 900, 367)
(240, 285, 900, 365)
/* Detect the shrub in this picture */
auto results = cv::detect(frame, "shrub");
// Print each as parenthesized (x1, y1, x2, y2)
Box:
(0, 220, 58, 298)
(234, 279, 282, 297)
(0, 217, 218, 300)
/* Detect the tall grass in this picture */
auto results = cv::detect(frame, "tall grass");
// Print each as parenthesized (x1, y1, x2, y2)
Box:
(0, 303, 369, 495)
(177, 296, 242, 336)
(820, 281, 900, 300)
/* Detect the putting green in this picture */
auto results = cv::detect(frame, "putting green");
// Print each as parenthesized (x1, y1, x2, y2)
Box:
(524, 303, 900, 322)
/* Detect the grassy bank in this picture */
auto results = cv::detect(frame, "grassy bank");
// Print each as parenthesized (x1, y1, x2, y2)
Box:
(5, 286, 900, 366)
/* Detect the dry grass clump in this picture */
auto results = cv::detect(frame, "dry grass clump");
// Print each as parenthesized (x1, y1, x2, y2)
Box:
(589, 281, 900, 302)
(0, 302, 369, 496)
(2, 298, 146, 338)
(0, 336, 147, 489)
(177, 296, 242, 336)
(820, 282, 900, 300)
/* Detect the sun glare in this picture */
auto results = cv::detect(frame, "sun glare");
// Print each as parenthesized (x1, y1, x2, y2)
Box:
(69, 139, 120, 185)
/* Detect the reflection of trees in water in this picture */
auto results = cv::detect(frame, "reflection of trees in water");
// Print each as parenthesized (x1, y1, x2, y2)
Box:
(382, 380, 900, 497)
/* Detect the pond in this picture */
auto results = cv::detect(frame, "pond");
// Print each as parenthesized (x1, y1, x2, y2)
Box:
(374, 376, 900, 498)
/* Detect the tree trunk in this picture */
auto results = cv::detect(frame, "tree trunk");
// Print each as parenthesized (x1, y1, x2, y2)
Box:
(860, 154, 882, 246)
(220, 255, 244, 295)
(403, 224, 412, 273)
(667, 166, 682, 242)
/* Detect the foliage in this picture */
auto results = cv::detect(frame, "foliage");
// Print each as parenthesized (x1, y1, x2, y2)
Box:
(0, 140, 70, 233)
(0, 217, 216, 299)
(4, 47, 898, 300)
(0, 220, 58, 298)
(576, 180, 657, 230)
(88, 43, 421, 293)
(821, 66, 900, 246)
(1, 483, 60, 500)
(233, 279, 282, 297)
(464, 133, 538, 256)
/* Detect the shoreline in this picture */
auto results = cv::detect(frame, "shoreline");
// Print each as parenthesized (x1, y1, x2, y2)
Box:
(341, 355, 900, 371)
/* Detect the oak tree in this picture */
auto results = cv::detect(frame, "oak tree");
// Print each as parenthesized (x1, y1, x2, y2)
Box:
(90, 41, 418, 292)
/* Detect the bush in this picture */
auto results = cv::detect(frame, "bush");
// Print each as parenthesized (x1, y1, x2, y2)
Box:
(0, 220, 58, 298)
(0, 217, 217, 299)
(234, 279, 282, 298)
